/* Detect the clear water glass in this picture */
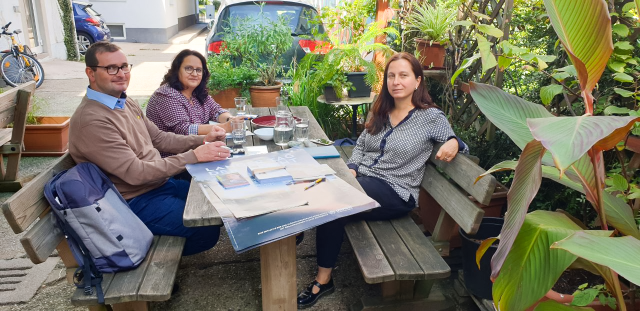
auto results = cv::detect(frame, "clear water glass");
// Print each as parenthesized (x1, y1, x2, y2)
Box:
(234, 97, 247, 116)
(295, 118, 309, 142)
(274, 111, 293, 146)
(231, 119, 246, 145)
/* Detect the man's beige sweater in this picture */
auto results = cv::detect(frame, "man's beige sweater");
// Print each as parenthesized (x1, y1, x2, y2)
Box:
(69, 96, 204, 199)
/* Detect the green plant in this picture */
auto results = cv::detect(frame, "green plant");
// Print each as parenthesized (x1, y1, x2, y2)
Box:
(207, 53, 258, 94)
(470, 0, 640, 310)
(404, 2, 457, 43)
(57, 0, 78, 61)
(570, 283, 616, 309)
(26, 95, 48, 125)
(221, 4, 293, 87)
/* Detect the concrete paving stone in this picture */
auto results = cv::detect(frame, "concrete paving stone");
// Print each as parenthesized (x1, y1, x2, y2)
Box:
(0, 257, 58, 305)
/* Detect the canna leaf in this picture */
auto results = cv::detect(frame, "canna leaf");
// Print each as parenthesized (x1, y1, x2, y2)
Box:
(490, 140, 545, 280)
(476, 237, 498, 269)
(543, 0, 613, 113)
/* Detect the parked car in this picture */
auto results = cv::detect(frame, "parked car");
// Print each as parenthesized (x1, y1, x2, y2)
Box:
(205, 0, 329, 72)
(73, 1, 112, 54)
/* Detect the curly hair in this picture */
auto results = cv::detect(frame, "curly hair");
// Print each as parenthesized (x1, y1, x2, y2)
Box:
(365, 52, 439, 135)
(161, 49, 211, 104)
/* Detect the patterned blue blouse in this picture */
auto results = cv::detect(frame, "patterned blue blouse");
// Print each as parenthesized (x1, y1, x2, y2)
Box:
(347, 107, 468, 204)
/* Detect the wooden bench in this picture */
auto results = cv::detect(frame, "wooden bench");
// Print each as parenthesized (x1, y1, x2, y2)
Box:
(0, 81, 34, 191)
(1, 153, 186, 311)
(336, 143, 498, 310)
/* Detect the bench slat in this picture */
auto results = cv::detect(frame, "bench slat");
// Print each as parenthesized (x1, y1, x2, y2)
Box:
(0, 82, 34, 129)
(137, 236, 186, 301)
(422, 164, 484, 234)
(344, 220, 395, 284)
(71, 274, 115, 306)
(430, 143, 497, 205)
(183, 178, 222, 227)
(390, 216, 450, 279)
(367, 220, 424, 280)
(0, 128, 13, 146)
(2, 153, 75, 233)
(102, 236, 159, 304)
(336, 145, 350, 162)
(20, 211, 64, 264)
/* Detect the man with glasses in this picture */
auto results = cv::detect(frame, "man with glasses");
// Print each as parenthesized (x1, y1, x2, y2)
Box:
(69, 41, 229, 256)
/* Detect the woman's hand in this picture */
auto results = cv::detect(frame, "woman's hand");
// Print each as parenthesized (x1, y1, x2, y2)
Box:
(349, 169, 357, 177)
(204, 125, 227, 142)
(435, 138, 459, 163)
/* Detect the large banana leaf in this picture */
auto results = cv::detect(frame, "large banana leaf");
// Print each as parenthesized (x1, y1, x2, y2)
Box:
(493, 210, 612, 311)
(491, 140, 546, 280)
(479, 160, 640, 239)
(552, 233, 640, 285)
(542, 0, 613, 113)
(470, 82, 553, 150)
(527, 116, 640, 174)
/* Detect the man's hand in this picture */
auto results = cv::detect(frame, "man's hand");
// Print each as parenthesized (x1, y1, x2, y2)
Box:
(435, 138, 459, 163)
(204, 125, 226, 142)
(194, 141, 231, 162)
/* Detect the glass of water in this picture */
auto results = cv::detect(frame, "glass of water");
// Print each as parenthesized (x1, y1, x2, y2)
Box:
(295, 118, 309, 142)
(231, 119, 246, 145)
(274, 111, 293, 146)
(234, 97, 247, 116)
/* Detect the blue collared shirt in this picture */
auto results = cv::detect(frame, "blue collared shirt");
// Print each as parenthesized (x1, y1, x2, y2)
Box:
(86, 87, 127, 110)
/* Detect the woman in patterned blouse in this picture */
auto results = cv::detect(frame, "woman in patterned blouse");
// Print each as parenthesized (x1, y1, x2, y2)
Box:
(146, 50, 238, 156)
(297, 52, 468, 309)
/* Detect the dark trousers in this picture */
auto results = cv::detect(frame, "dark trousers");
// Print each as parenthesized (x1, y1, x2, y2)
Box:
(316, 175, 415, 268)
(127, 178, 221, 256)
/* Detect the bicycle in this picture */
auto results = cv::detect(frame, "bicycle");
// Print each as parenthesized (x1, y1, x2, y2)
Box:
(0, 22, 44, 88)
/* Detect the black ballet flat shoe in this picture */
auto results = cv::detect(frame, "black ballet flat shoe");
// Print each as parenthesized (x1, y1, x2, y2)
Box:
(296, 232, 305, 246)
(297, 278, 334, 309)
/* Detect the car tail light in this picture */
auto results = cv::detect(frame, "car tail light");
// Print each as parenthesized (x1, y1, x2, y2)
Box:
(85, 17, 101, 26)
(208, 41, 225, 54)
(298, 40, 332, 54)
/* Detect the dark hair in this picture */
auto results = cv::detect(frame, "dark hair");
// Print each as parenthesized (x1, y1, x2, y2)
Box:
(365, 52, 438, 135)
(161, 49, 211, 104)
(85, 41, 121, 68)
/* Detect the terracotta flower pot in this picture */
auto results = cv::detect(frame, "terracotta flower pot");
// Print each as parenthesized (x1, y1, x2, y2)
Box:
(415, 38, 446, 70)
(249, 82, 283, 107)
(23, 116, 70, 156)
(210, 87, 241, 109)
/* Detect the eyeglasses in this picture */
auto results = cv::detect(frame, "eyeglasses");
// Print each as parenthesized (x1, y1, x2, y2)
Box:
(90, 64, 132, 75)
(183, 66, 203, 76)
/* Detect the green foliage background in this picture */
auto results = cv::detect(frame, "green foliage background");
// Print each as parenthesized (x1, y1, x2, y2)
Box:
(57, 0, 78, 61)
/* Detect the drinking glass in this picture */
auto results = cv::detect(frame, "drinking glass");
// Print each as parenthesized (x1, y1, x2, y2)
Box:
(231, 119, 246, 145)
(234, 97, 247, 116)
(295, 118, 309, 142)
(274, 111, 293, 146)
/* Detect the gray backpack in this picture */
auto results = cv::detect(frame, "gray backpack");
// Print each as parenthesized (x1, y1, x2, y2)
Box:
(44, 162, 153, 304)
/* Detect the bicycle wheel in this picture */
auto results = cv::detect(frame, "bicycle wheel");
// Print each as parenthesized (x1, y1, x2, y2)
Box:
(1, 53, 45, 88)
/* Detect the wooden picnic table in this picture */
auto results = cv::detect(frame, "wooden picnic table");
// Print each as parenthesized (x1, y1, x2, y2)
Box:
(183, 105, 362, 311)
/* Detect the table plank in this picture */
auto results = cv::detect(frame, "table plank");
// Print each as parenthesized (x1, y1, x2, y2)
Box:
(183, 178, 222, 227)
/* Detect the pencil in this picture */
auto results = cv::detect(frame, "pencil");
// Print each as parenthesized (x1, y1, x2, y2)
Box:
(304, 178, 325, 191)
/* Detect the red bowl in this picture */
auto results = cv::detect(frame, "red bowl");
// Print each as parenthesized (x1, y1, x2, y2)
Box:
(251, 115, 301, 128)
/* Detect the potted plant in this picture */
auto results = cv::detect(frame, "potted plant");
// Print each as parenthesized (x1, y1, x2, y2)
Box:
(312, 1, 397, 98)
(207, 52, 257, 108)
(404, 1, 456, 70)
(23, 96, 70, 156)
(470, 0, 640, 310)
(222, 7, 293, 107)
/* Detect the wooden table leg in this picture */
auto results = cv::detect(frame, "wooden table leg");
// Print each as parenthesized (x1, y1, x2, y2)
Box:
(260, 235, 297, 311)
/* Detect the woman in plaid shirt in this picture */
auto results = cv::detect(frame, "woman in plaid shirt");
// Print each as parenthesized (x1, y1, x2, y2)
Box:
(147, 50, 240, 157)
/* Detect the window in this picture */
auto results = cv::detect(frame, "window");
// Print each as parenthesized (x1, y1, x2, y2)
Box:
(106, 24, 125, 39)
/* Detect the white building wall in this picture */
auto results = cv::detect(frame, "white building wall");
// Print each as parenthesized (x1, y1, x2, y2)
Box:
(0, 0, 67, 60)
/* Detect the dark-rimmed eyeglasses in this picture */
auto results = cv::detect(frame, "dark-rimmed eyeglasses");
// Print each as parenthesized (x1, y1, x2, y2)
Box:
(90, 64, 132, 75)
(183, 66, 203, 76)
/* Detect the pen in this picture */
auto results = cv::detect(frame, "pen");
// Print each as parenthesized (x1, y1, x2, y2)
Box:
(287, 177, 326, 186)
(304, 178, 325, 191)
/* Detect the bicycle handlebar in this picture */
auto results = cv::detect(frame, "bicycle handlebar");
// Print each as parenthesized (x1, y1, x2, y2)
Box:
(1, 22, 12, 36)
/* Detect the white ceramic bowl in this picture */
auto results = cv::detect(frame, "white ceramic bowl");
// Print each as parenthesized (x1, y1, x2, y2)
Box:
(254, 128, 274, 141)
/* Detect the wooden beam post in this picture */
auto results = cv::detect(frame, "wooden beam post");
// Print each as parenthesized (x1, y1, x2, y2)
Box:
(260, 236, 297, 311)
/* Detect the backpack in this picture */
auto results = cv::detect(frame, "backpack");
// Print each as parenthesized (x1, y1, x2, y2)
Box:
(44, 162, 153, 304)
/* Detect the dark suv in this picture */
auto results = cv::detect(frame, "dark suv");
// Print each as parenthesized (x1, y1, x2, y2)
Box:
(205, 0, 328, 72)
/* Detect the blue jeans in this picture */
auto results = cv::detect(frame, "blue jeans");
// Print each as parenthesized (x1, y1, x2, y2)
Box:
(315, 175, 415, 268)
(127, 178, 220, 256)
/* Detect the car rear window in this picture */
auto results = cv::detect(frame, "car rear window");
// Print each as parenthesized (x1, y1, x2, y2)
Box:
(84, 6, 100, 17)
(221, 4, 320, 35)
